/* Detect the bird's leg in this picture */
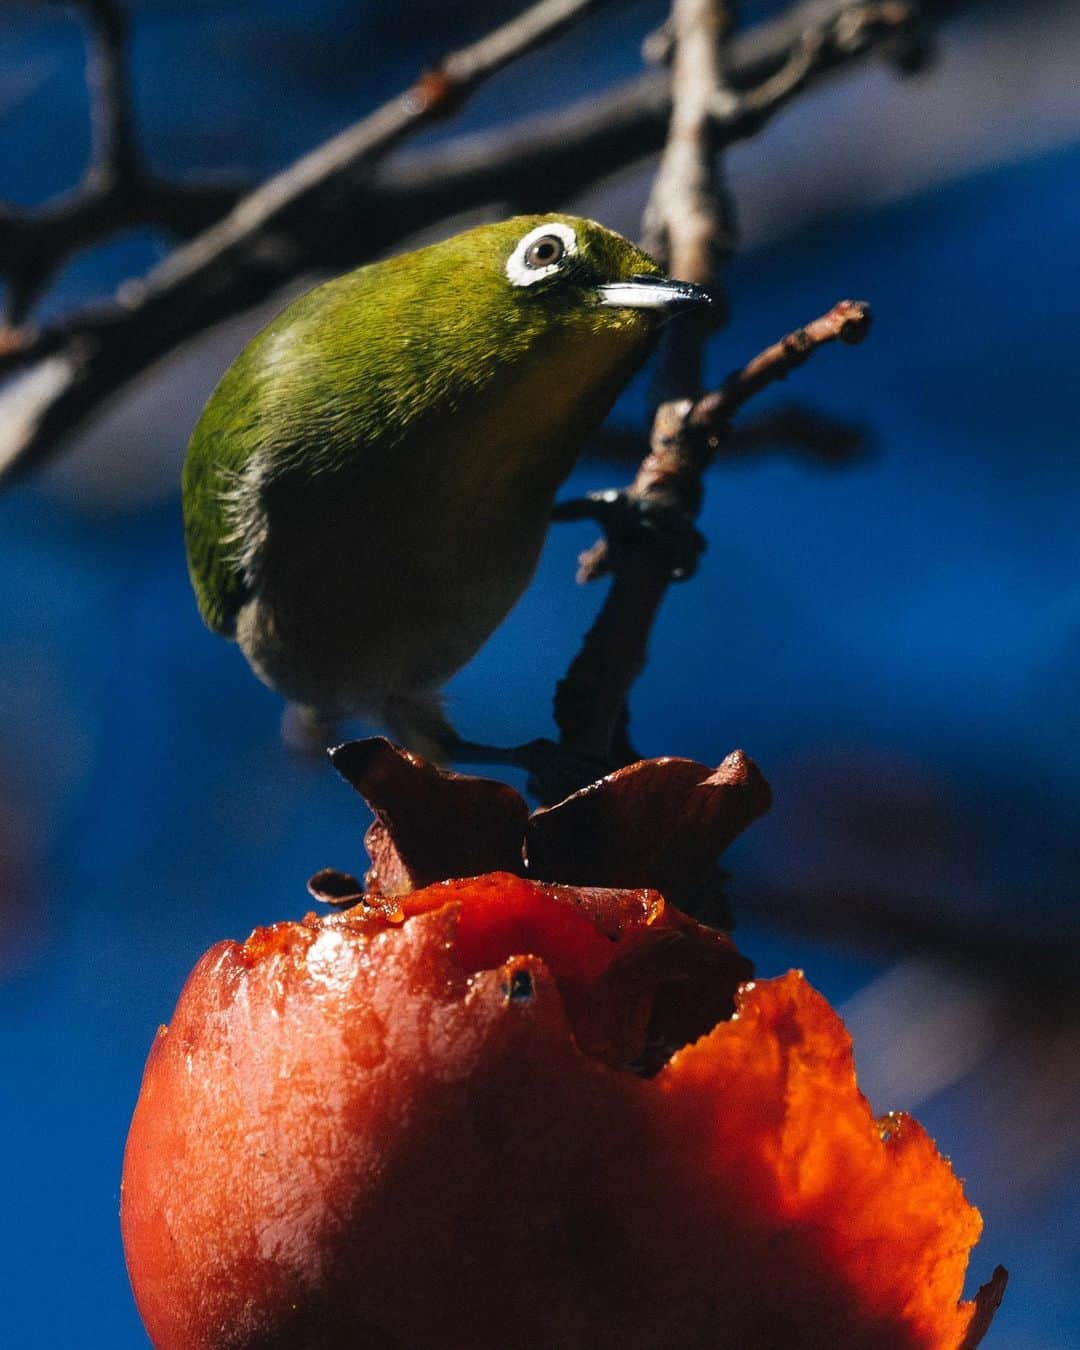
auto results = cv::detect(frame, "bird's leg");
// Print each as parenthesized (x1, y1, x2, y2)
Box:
(382, 697, 616, 800)
(551, 489, 705, 581)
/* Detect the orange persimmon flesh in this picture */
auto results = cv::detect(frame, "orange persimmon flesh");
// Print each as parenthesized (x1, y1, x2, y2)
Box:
(122, 872, 986, 1349)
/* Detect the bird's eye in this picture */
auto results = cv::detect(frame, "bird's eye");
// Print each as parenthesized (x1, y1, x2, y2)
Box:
(524, 234, 565, 269)
(506, 221, 577, 287)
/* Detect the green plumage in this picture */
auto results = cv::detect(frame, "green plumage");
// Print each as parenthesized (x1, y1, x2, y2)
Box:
(182, 214, 704, 752)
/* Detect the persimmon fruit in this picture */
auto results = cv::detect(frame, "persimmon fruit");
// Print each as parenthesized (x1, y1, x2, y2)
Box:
(121, 871, 998, 1349)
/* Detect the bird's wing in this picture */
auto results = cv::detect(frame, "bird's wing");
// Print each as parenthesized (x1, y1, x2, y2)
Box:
(180, 256, 494, 640)
(181, 422, 253, 637)
(181, 272, 386, 639)
(181, 332, 286, 638)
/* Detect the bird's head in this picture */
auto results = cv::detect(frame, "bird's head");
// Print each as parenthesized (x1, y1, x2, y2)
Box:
(369, 214, 713, 365)
(498, 213, 710, 319)
(445, 213, 713, 342)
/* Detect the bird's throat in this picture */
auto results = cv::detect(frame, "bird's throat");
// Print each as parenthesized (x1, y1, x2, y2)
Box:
(452, 319, 650, 508)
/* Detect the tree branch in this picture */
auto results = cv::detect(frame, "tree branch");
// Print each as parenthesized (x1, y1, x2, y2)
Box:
(0, 0, 920, 489)
(551, 301, 871, 763)
(575, 0, 739, 769)
(82, 0, 138, 190)
(583, 404, 870, 467)
(0, 0, 251, 323)
(643, 0, 738, 405)
(692, 297, 872, 426)
(0, 0, 610, 335)
(641, 0, 736, 287)
(543, 0, 878, 776)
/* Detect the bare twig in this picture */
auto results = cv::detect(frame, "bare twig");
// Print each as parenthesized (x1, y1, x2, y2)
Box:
(642, 0, 735, 286)
(642, 16, 676, 66)
(82, 0, 138, 189)
(373, 0, 921, 233)
(552, 301, 871, 763)
(0, 0, 919, 488)
(583, 405, 869, 467)
(739, 0, 923, 124)
(0, 0, 610, 328)
(692, 298, 871, 425)
(0, 0, 250, 323)
(588, 0, 739, 767)
(546, 0, 879, 775)
(132, 0, 614, 300)
(643, 0, 738, 402)
(572, 299, 871, 576)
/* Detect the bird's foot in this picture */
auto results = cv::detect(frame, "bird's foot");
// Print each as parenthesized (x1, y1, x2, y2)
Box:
(552, 488, 705, 581)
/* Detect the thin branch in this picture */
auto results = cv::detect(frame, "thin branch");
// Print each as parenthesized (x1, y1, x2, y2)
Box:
(0, 0, 610, 328)
(737, 0, 923, 126)
(693, 298, 871, 426)
(82, 0, 139, 190)
(439, 0, 614, 84)
(595, 0, 740, 766)
(0, 0, 250, 322)
(546, 0, 877, 771)
(582, 405, 870, 467)
(643, 0, 738, 403)
(0, 0, 920, 489)
(571, 300, 872, 572)
(641, 0, 735, 286)
(552, 301, 871, 761)
(137, 0, 614, 299)
(373, 0, 921, 215)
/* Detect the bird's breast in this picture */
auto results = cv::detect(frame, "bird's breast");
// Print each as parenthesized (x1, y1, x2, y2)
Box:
(239, 318, 650, 716)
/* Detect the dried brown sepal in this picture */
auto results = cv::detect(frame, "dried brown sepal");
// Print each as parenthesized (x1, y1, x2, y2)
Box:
(329, 738, 528, 897)
(958, 1265, 1008, 1350)
(328, 739, 770, 925)
(306, 867, 365, 907)
(526, 752, 770, 925)
(361, 819, 417, 900)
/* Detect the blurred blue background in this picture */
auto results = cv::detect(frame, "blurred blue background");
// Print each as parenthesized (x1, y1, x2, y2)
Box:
(0, 1, 1077, 1344)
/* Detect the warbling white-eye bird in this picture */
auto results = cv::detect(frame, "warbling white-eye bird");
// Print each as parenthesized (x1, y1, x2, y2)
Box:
(182, 214, 711, 758)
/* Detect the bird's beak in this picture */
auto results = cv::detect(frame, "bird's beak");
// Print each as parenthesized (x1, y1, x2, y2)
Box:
(596, 274, 713, 315)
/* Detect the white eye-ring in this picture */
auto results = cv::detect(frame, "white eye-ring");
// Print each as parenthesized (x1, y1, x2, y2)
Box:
(505, 221, 578, 288)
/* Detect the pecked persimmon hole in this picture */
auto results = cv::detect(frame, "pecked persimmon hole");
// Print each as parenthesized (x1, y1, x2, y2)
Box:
(502, 967, 535, 1002)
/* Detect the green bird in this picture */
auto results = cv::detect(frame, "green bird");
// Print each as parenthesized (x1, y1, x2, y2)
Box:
(182, 214, 710, 757)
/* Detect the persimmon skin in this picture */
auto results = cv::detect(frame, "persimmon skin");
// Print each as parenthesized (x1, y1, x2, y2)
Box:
(121, 874, 984, 1350)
